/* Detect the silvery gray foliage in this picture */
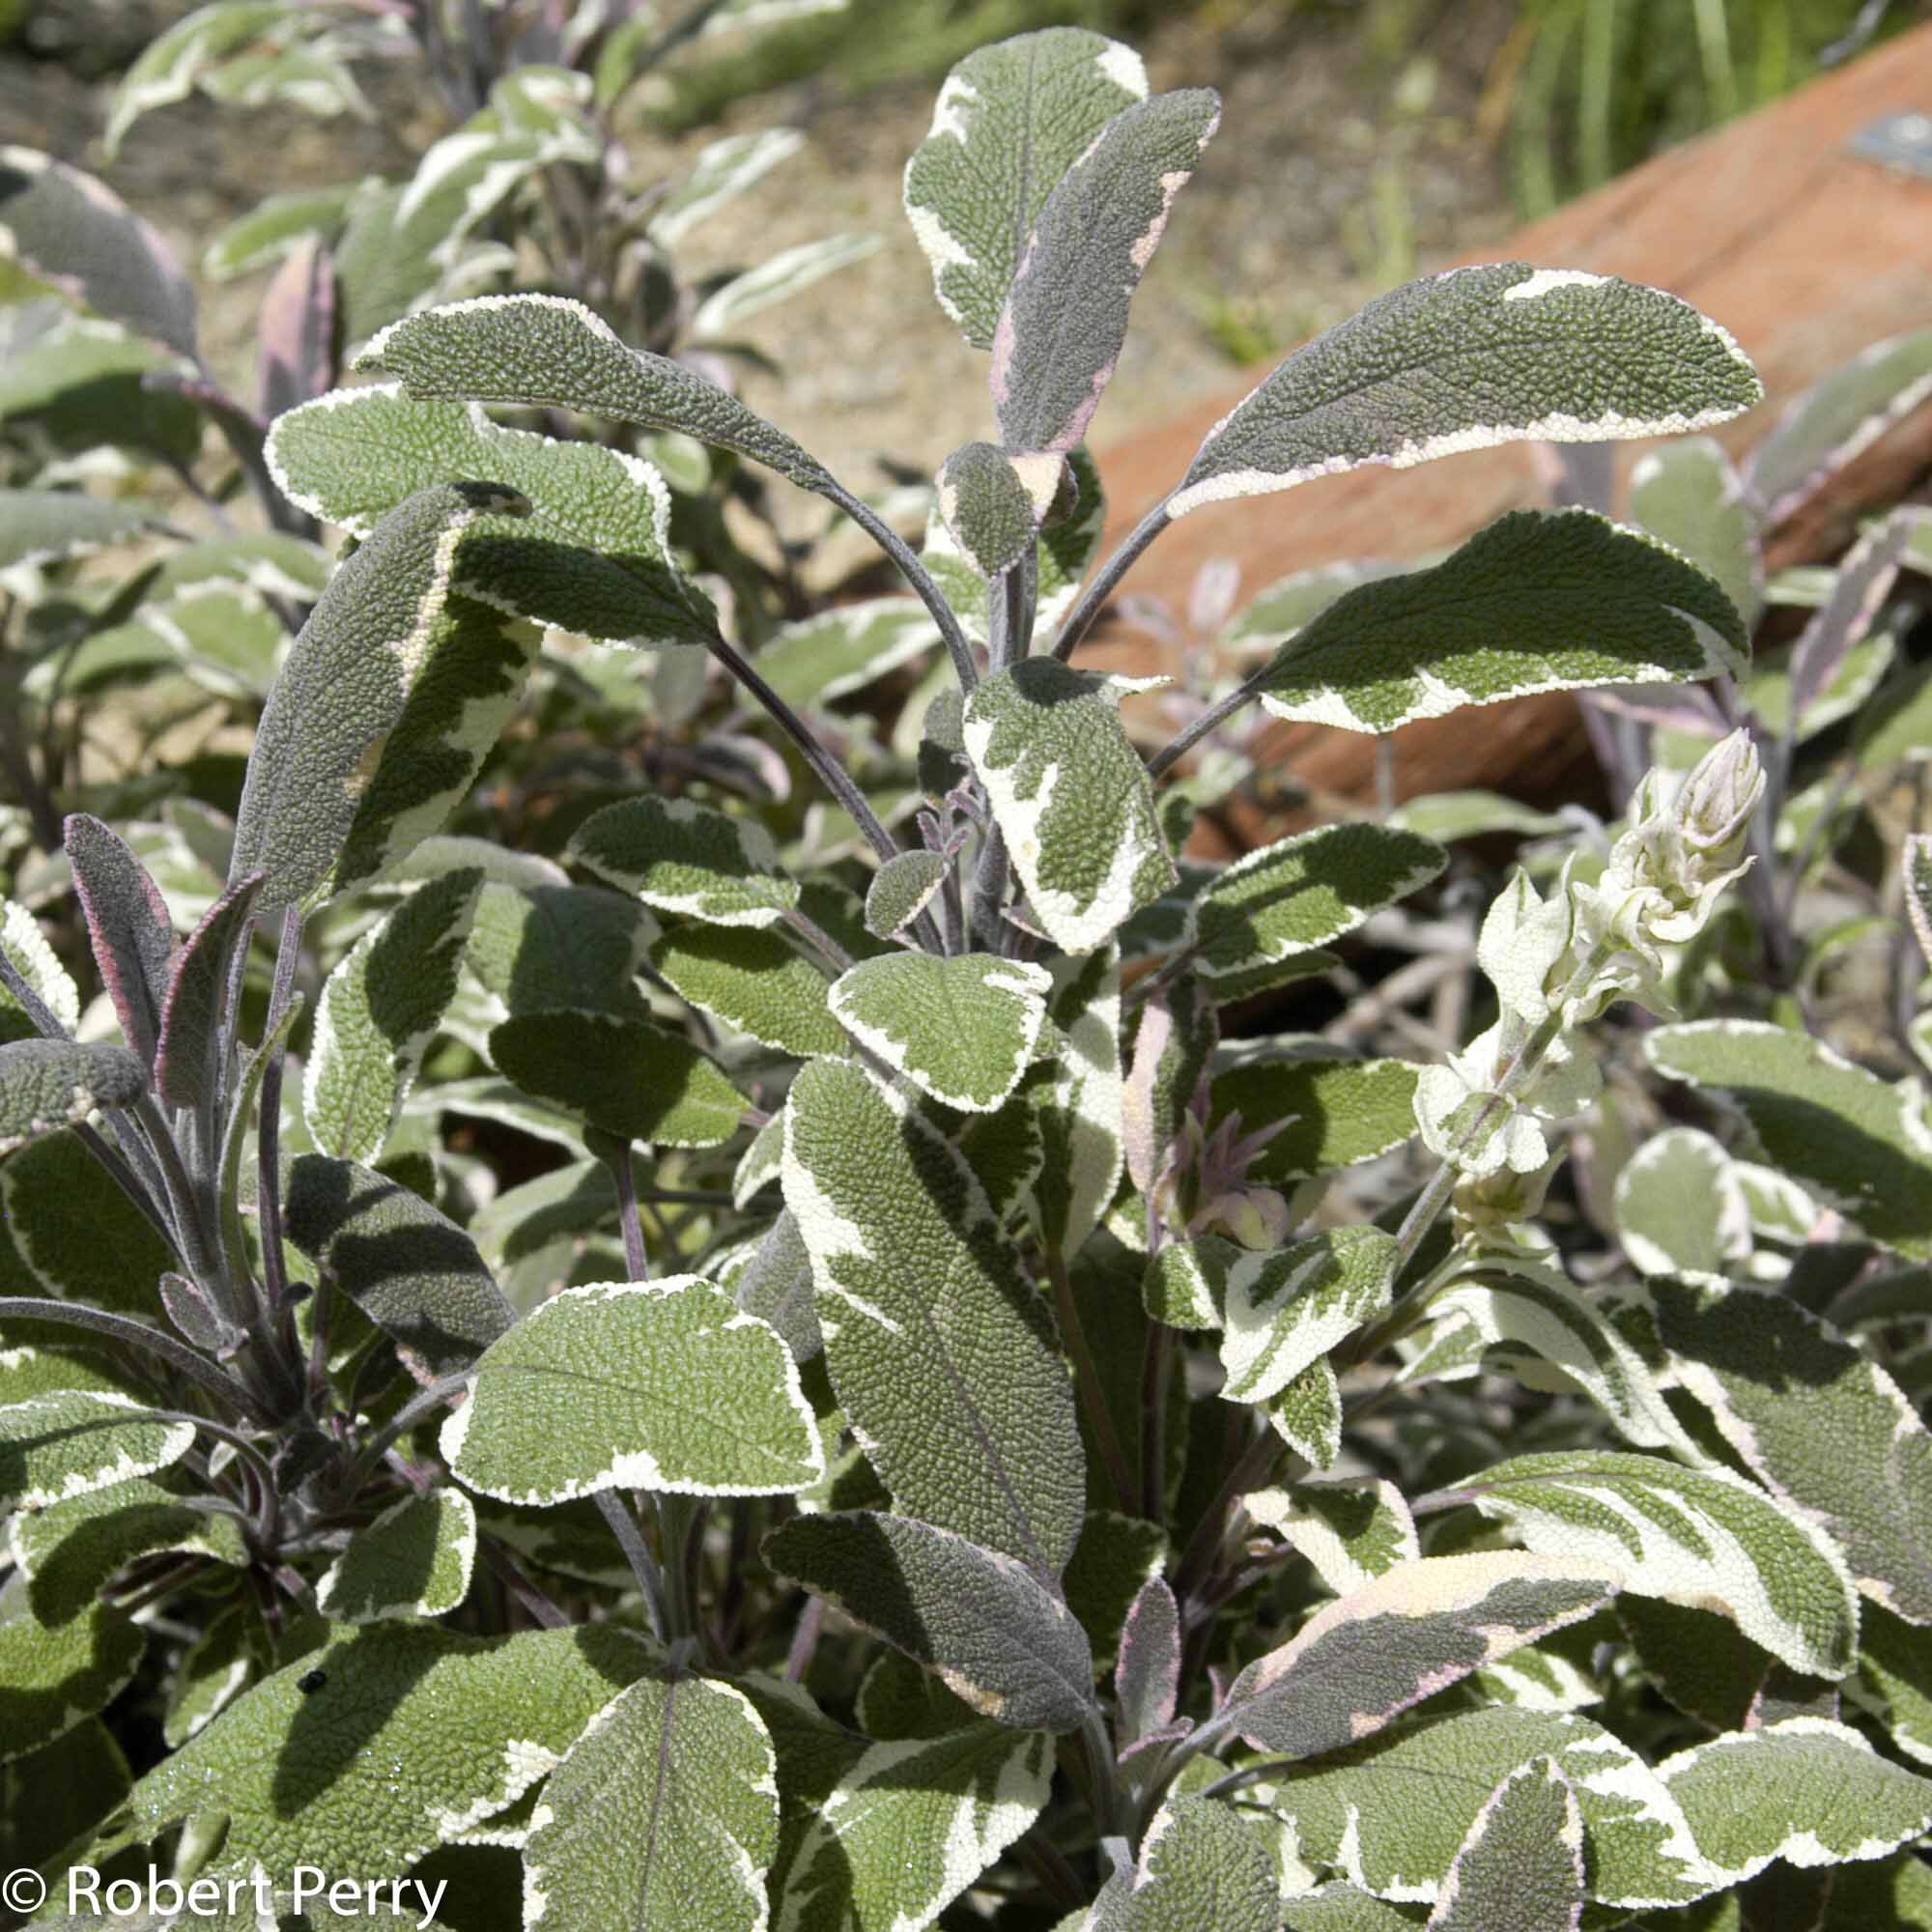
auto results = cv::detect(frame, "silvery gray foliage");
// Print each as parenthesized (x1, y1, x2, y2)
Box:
(4, 19, 1932, 1932)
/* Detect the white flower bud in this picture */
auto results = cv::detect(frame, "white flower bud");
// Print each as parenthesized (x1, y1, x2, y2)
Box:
(1675, 727, 1765, 864)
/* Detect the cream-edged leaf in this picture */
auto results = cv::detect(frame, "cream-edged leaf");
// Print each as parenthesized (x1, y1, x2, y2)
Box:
(1426, 1757, 1585, 1932)
(316, 1489, 476, 1624)
(0, 1391, 193, 1514)
(569, 793, 798, 929)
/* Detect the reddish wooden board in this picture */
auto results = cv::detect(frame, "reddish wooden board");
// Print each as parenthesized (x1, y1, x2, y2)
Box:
(1078, 24, 1932, 834)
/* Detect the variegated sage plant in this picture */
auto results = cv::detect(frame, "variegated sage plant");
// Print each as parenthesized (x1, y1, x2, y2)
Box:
(5, 23, 1932, 1932)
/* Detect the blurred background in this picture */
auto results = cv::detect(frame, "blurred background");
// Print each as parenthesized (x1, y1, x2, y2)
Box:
(2, 0, 1922, 489)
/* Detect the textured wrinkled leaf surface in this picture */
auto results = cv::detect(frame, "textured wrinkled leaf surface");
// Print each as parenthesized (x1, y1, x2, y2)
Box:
(829, 952, 1050, 1113)
(1171, 264, 1760, 517)
(902, 28, 1148, 350)
(66, 812, 175, 1070)
(765, 1511, 1094, 1731)
(1223, 1551, 1615, 1758)
(1028, 944, 1122, 1261)
(523, 1669, 778, 1932)
(155, 874, 266, 1111)
(0, 1390, 192, 1515)
(446, 1276, 821, 1503)
(963, 659, 1176, 953)
(1426, 1757, 1584, 1932)
(1216, 1227, 1398, 1405)
(0, 1039, 146, 1155)
(1099, 1793, 1280, 1932)
(651, 924, 843, 1060)
(1457, 1448, 1859, 1678)
(315, 1490, 475, 1625)
(0, 898, 79, 1045)
(781, 1059, 1086, 1573)
(1256, 510, 1747, 734)
(1209, 1055, 1422, 1182)
(1244, 1480, 1419, 1597)
(865, 850, 950, 942)
(935, 440, 1059, 578)
(0, 1573, 145, 1764)
(570, 794, 798, 928)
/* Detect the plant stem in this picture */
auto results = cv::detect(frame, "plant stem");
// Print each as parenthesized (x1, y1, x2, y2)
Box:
(964, 559, 1034, 953)
(0, 1297, 263, 1421)
(612, 1141, 651, 1281)
(255, 908, 303, 1329)
(596, 1490, 670, 1642)
(1080, 1705, 1126, 1846)
(1144, 669, 1267, 783)
(782, 905, 854, 974)
(818, 479, 978, 692)
(1053, 499, 1173, 663)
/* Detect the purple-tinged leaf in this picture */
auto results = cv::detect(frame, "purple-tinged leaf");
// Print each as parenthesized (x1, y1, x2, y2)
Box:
(1426, 1757, 1584, 1932)
(935, 440, 1065, 580)
(158, 1269, 244, 1356)
(1746, 327, 1932, 527)
(154, 872, 265, 1111)
(0, 1037, 147, 1155)
(1220, 1551, 1617, 1760)
(0, 147, 198, 360)
(1787, 508, 1927, 725)
(1115, 1574, 1180, 1751)
(65, 813, 176, 1068)
(991, 89, 1219, 457)
(764, 1511, 1097, 1734)
(257, 234, 337, 421)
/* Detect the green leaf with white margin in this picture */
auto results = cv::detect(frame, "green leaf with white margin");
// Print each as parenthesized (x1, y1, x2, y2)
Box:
(1647, 1272, 1932, 1627)
(1429, 1259, 1704, 1458)
(283, 1154, 514, 1379)
(691, 232, 882, 338)
(0, 896, 79, 1045)
(1208, 1054, 1422, 1182)
(865, 851, 950, 942)
(781, 1058, 1087, 1574)
(829, 952, 1051, 1113)
(1389, 791, 1570, 844)
(0, 1038, 146, 1155)
(203, 180, 362, 278)
(304, 867, 483, 1165)
(1266, 1359, 1344, 1469)
(776, 1720, 1051, 1932)
(1254, 510, 1747, 735)
(1658, 1715, 1932, 1883)
(1167, 264, 1760, 520)
(752, 596, 940, 710)
(764, 1510, 1094, 1732)
(652, 127, 803, 245)
(0, 147, 199, 357)
(1426, 1757, 1585, 1932)
(902, 28, 1149, 352)
(11, 1472, 247, 1627)
(0, 489, 158, 572)
(0, 1573, 145, 1764)
(1219, 1551, 1616, 1760)
(650, 925, 844, 1060)
(315, 1490, 476, 1624)
(1614, 1126, 1751, 1278)
(489, 1009, 746, 1149)
(1187, 824, 1446, 991)
(569, 793, 798, 928)
(1028, 942, 1123, 1262)
(1261, 1705, 1712, 1911)
(523, 1669, 778, 1932)
(443, 1275, 822, 1503)
(1746, 327, 1932, 526)
(1283, 1889, 1428, 1932)
(104, 2, 293, 156)
(1628, 436, 1762, 634)
(1451, 1448, 1860, 1678)
(228, 481, 535, 913)
(935, 440, 1065, 579)
(360, 295, 837, 494)
(1096, 1793, 1280, 1932)
(117, 1622, 655, 1883)
(1646, 1019, 1932, 1262)
(1217, 1227, 1398, 1406)
(1244, 1481, 1419, 1598)
(963, 658, 1177, 953)
(990, 88, 1219, 457)
(265, 386, 720, 650)
(0, 1390, 192, 1514)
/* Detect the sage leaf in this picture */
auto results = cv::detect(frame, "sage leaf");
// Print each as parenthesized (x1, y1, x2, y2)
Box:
(1454, 1449, 1859, 1679)
(764, 1511, 1095, 1731)
(0, 896, 79, 1045)
(155, 873, 267, 1111)
(935, 440, 1062, 579)
(991, 88, 1219, 455)
(1244, 1480, 1420, 1598)
(283, 1154, 514, 1379)
(902, 27, 1148, 351)
(1612, 1125, 1751, 1278)
(1027, 943, 1123, 1262)
(1097, 1793, 1280, 1932)
(569, 793, 799, 929)
(228, 481, 536, 913)
(1215, 1226, 1398, 1406)
(523, 1671, 779, 1932)
(652, 127, 803, 245)
(0, 1039, 147, 1155)
(1256, 510, 1747, 735)
(442, 1276, 823, 1502)
(0, 1574, 145, 1765)
(66, 813, 176, 1069)
(1646, 1018, 1932, 1262)
(828, 952, 1051, 1113)
(315, 1490, 477, 1624)
(489, 1009, 746, 1150)
(1426, 1758, 1585, 1932)
(304, 868, 483, 1165)
(1208, 1054, 1423, 1182)
(775, 1719, 1053, 1932)
(0, 1390, 193, 1514)
(651, 925, 844, 1060)
(752, 597, 941, 710)
(1221, 1551, 1615, 1759)
(0, 489, 157, 572)
(266, 384, 720, 650)
(1169, 264, 1760, 519)
(1115, 1575, 1180, 1748)
(465, 881, 655, 1022)
(1628, 436, 1763, 635)
(781, 1059, 1086, 1574)
(361, 294, 836, 493)
(963, 659, 1176, 954)
(865, 850, 950, 942)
